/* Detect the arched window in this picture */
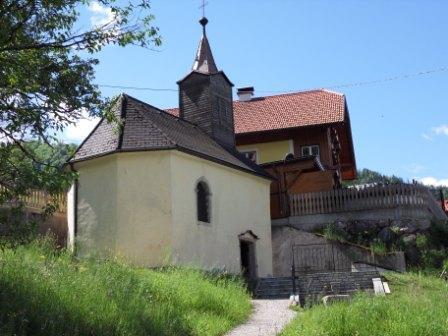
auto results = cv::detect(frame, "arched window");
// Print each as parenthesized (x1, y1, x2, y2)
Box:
(196, 180, 211, 223)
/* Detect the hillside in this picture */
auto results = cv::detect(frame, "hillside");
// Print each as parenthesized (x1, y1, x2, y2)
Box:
(280, 272, 448, 336)
(0, 239, 252, 336)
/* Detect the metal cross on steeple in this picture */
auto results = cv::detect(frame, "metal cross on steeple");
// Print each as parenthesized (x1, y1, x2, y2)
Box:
(199, 0, 209, 18)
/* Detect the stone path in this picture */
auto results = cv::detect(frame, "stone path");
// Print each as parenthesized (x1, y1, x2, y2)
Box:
(226, 299, 296, 336)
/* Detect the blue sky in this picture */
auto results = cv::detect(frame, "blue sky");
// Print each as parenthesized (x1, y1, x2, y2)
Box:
(65, 0, 448, 186)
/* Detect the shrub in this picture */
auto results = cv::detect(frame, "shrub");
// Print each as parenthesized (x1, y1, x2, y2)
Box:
(323, 223, 347, 242)
(415, 234, 428, 249)
(370, 240, 387, 255)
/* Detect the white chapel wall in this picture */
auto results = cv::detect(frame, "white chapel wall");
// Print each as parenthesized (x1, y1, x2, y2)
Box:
(74, 155, 118, 257)
(169, 150, 273, 277)
(66, 184, 75, 252)
(114, 151, 173, 266)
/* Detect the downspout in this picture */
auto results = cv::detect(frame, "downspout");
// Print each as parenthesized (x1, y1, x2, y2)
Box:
(69, 163, 79, 253)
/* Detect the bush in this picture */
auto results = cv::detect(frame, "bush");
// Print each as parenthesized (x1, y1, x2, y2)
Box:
(0, 207, 38, 248)
(323, 223, 347, 242)
(0, 238, 251, 336)
(370, 240, 387, 255)
(280, 272, 448, 336)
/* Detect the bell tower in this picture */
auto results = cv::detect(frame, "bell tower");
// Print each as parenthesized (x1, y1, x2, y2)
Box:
(177, 17, 235, 148)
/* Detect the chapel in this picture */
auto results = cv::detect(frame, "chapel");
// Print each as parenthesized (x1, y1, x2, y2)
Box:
(67, 17, 274, 279)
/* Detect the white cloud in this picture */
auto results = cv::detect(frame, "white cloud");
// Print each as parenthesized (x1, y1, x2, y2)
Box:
(423, 124, 448, 141)
(418, 177, 448, 187)
(88, 1, 115, 27)
(433, 124, 448, 136)
(61, 116, 99, 144)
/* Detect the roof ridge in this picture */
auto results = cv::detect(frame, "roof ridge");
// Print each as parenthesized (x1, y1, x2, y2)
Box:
(235, 88, 344, 102)
(125, 95, 179, 146)
(66, 95, 124, 164)
(319, 89, 345, 96)
(165, 88, 345, 111)
(124, 93, 211, 131)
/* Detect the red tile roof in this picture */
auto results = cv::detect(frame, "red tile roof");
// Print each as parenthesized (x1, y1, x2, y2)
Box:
(166, 89, 347, 134)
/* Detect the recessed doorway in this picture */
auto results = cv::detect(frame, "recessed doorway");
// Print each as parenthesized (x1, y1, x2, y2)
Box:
(239, 238, 257, 281)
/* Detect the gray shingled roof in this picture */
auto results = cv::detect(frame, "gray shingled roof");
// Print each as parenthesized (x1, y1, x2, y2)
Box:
(192, 17, 218, 74)
(70, 94, 271, 179)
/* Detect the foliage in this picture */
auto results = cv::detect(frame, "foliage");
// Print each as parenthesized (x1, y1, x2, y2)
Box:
(344, 168, 404, 187)
(0, 207, 38, 249)
(345, 168, 448, 200)
(0, 141, 77, 204)
(280, 272, 448, 336)
(370, 240, 387, 255)
(407, 220, 448, 269)
(0, 0, 161, 202)
(322, 223, 347, 242)
(415, 233, 428, 250)
(0, 238, 251, 336)
(319, 223, 389, 256)
(427, 220, 448, 248)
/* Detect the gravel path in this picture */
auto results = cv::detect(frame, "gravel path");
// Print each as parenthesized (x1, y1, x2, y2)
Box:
(225, 299, 296, 336)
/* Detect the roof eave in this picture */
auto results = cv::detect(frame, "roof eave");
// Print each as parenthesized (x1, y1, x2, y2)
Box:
(177, 70, 234, 86)
(235, 121, 345, 137)
(69, 146, 273, 181)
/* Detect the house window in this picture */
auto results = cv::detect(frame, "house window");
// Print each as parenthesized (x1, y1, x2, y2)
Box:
(196, 180, 211, 223)
(241, 150, 257, 163)
(301, 145, 320, 156)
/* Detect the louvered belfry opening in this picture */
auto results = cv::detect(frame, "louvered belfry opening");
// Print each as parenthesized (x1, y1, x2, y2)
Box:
(196, 181, 210, 223)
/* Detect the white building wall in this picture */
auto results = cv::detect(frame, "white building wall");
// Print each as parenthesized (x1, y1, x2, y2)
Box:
(169, 151, 273, 277)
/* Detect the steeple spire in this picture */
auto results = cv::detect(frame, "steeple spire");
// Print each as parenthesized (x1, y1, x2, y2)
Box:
(192, 16, 218, 74)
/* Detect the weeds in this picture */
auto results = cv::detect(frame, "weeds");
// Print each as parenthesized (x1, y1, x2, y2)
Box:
(0, 237, 251, 336)
(280, 272, 448, 336)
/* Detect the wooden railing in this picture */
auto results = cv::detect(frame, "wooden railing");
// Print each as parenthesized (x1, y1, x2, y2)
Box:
(0, 188, 67, 214)
(289, 184, 432, 217)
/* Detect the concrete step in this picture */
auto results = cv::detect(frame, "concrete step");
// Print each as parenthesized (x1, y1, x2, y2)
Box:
(254, 270, 380, 301)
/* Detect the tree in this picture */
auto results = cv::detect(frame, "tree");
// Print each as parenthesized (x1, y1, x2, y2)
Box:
(344, 168, 448, 201)
(0, 0, 161, 202)
(344, 168, 404, 187)
(0, 141, 77, 204)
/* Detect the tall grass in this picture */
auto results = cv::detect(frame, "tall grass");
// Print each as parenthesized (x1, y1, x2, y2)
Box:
(280, 272, 448, 336)
(0, 238, 251, 336)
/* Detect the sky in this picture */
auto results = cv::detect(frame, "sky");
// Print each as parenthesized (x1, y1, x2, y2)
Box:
(64, 0, 448, 186)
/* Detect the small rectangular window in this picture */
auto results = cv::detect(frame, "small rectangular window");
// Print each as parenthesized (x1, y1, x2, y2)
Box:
(301, 145, 319, 157)
(241, 150, 257, 163)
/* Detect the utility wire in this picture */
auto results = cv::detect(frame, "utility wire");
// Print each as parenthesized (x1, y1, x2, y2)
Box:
(98, 84, 177, 92)
(98, 66, 448, 94)
(258, 66, 448, 94)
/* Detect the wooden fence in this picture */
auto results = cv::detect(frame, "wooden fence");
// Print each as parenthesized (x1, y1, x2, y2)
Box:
(289, 184, 431, 217)
(1, 188, 67, 214)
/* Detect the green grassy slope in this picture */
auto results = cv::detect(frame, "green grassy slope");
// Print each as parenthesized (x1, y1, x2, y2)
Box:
(280, 272, 448, 336)
(0, 239, 251, 336)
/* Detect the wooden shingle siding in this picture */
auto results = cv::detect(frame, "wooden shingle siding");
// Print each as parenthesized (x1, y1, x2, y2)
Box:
(179, 72, 235, 148)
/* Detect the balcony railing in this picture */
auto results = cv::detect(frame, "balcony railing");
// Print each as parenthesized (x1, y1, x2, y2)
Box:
(288, 184, 440, 217)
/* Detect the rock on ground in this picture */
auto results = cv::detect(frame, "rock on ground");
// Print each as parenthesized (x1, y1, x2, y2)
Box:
(225, 299, 296, 336)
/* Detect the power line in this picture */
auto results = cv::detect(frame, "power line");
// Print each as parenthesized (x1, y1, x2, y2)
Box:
(98, 66, 448, 94)
(258, 66, 448, 94)
(98, 84, 177, 92)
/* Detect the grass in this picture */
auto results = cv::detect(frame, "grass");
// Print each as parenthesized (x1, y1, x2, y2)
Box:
(280, 272, 448, 336)
(0, 238, 251, 336)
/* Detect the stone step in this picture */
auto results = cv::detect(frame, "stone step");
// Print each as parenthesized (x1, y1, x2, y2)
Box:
(254, 270, 380, 301)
